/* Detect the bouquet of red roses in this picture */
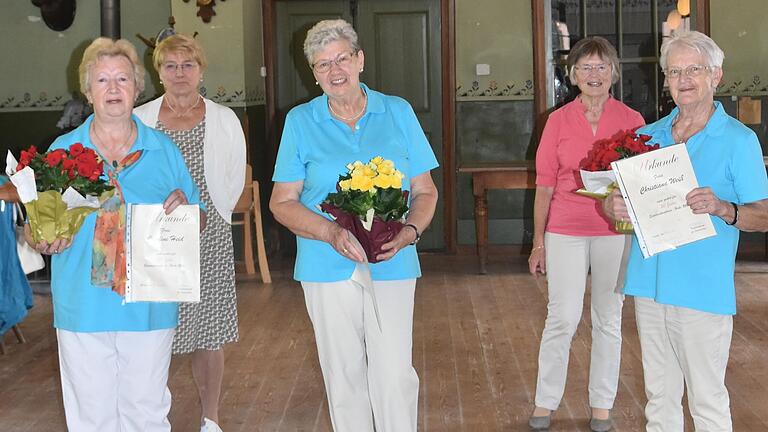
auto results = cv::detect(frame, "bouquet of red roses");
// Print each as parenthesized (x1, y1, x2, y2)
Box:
(576, 129, 659, 232)
(320, 156, 410, 263)
(7, 143, 114, 243)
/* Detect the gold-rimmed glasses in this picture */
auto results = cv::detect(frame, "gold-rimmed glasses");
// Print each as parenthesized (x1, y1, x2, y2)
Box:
(311, 51, 358, 74)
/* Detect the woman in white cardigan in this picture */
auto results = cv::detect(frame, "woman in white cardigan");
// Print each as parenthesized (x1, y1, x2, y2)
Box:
(135, 34, 245, 432)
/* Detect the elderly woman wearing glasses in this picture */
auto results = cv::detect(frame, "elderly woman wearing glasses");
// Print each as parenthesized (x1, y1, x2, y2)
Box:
(528, 36, 644, 432)
(270, 19, 438, 432)
(135, 34, 246, 432)
(603, 31, 768, 431)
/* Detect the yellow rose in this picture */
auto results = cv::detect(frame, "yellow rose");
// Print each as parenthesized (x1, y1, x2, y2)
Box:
(339, 179, 351, 191)
(351, 174, 374, 192)
(371, 156, 384, 165)
(373, 174, 392, 189)
(377, 161, 393, 175)
(390, 174, 402, 189)
(363, 166, 376, 177)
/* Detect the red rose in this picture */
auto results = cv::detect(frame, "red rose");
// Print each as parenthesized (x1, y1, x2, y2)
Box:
(69, 143, 84, 157)
(45, 149, 67, 167)
(28, 145, 37, 156)
(62, 158, 76, 171)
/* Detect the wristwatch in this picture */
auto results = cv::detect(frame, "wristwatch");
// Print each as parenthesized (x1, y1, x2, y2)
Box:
(404, 223, 421, 245)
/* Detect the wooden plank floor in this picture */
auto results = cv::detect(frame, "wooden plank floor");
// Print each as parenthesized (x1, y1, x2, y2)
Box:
(2, 254, 767, 431)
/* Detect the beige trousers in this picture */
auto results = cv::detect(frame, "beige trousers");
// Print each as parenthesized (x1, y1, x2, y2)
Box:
(534, 232, 630, 410)
(634, 297, 733, 432)
(301, 266, 418, 432)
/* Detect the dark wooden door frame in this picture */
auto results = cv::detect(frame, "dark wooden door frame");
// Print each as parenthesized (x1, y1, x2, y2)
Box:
(261, 0, 458, 253)
(532, 0, 711, 139)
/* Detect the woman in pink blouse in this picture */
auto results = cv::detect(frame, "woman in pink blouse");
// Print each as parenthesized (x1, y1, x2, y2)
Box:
(527, 37, 644, 432)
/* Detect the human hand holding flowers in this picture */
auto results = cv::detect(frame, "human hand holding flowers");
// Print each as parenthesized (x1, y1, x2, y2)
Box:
(320, 156, 410, 263)
(9, 143, 114, 244)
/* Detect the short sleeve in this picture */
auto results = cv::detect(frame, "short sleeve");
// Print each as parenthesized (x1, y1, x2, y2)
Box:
(399, 102, 438, 176)
(731, 130, 768, 204)
(272, 111, 307, 182)
(535, 111, 562, 187)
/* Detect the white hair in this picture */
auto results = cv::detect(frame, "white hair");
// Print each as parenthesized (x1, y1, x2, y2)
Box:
(660, 30, 724, 70)
(303, 19, 360, 64)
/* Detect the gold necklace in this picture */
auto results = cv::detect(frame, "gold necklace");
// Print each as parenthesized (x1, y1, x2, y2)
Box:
(328, 94, 367, 122)
(91, 122, 135, 165)
(166, 95, 201, 118)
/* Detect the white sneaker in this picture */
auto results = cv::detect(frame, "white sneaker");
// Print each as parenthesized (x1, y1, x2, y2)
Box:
(201, 418, 223, 432)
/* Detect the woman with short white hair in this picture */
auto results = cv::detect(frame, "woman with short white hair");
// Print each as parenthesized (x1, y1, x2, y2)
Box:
(604, 30, 768, 431)
(270, 19, 439, 432)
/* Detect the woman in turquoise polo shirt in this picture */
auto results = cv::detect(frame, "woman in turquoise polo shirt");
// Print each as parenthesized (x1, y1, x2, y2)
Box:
(26, 38, 201, 431)
(270, 19, 439, 432)
(604, 31, 768, 431)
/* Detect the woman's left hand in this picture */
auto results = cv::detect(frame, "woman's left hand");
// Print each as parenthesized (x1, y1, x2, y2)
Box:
(375, 225, 418, 262)
(162, 189, 189, 214)
(686, 187, 728, 218)
(24, 223, 71, 255)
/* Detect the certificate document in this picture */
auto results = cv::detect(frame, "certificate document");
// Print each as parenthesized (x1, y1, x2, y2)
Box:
(611, 144, 716, 258)
(125, 204, 200, 303)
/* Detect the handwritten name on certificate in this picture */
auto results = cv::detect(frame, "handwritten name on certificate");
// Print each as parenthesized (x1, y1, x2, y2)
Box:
(125, 204, 200, 303)
(611, 144, 716, 258)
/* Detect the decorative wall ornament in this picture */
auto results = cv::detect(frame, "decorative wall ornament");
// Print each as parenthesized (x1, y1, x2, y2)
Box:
(456, 79, 534, 98)
(31, 0, 76, 32)
(0, 92, 65, 109)
(183, 0, 226, 24)
(717, 75, 768, 95)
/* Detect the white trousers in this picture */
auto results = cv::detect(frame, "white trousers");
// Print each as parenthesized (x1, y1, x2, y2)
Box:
(301, 268, 419, 432)
(634, 297, 733, 432)
(534, 232, 629, 410)
(57, 328, 174, 432)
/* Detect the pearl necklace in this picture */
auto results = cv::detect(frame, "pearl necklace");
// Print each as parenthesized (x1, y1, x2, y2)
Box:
(328, 94, 367, 122)
(166, 95, 201, 118)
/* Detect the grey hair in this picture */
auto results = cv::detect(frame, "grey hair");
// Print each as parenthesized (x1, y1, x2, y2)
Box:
(660, 30, 724, 70)
(567, 36, 621, 84)
(303, 19, 361, 65)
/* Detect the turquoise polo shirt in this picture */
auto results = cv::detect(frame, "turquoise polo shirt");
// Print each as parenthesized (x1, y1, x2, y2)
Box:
(48, 114, 201, 332)
(622, 102, 768, 315)
(273, 84, 439, 282)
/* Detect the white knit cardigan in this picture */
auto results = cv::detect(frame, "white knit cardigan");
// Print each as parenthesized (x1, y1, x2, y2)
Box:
(134, 96, 246, 223)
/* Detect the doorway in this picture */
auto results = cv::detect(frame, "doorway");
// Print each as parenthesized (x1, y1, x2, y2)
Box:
(265, 0, 453, 252)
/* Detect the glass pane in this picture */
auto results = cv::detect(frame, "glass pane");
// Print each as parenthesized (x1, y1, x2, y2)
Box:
(551, 0, 581, 55)
(586, 2, 616, 48)
(659, 0, 689, 47)
(621, 63, 658, 122)
(622, 0, 654, 57)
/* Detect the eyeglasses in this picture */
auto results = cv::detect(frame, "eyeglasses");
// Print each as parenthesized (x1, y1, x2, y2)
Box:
(663, 64, 711, 79)
(312, 51, 357, 74)
(574, 63, 610, 74)
(162, 61, 198, 74)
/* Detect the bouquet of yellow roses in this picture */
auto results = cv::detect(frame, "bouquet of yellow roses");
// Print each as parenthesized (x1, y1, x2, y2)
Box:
(320, 156, 409, 263)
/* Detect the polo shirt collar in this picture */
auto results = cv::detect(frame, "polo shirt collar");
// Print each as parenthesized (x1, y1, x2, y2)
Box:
(311, 83, 384, 122)
(78, 113, 163, 153)
(663, 100, 727, 137)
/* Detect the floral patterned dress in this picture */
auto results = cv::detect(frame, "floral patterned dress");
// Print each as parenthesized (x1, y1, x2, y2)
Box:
(157, 118, 238, 354)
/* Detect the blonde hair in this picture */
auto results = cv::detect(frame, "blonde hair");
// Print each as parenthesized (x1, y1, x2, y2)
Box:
(303, 19, 360, 64)
(79, 37, 146, 95)
(153, 34, 208, 72)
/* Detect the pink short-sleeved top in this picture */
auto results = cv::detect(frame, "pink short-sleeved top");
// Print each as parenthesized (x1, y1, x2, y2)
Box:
(535, 96, 645, 236)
